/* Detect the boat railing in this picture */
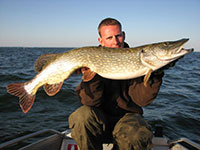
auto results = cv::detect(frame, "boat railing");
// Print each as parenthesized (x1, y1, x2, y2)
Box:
(0, 129, 64, 149)
(1, 129, 199, 150)
(168, 138, 200, 150)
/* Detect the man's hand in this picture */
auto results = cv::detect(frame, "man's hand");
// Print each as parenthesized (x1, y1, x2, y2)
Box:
(81, 67, 96, 82)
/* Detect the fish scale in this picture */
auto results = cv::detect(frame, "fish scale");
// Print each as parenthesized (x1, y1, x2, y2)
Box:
(6, 38, 193, 113)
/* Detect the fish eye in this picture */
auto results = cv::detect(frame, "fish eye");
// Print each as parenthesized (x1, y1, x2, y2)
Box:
(163, 42, 169, 47)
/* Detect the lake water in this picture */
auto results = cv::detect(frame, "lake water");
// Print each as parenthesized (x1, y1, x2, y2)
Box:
(0, 47, 199, 145)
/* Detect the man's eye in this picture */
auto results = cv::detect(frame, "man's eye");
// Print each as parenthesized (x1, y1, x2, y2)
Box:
(106, 37, 112, 40)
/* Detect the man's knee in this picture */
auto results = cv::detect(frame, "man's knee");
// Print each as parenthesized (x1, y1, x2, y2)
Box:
(69, 106, 106, 133)
(68, 106, 107, 150)
(69, 106, 95, 128)
(113, 113, 153, 150)
(132, 126, 153, 150)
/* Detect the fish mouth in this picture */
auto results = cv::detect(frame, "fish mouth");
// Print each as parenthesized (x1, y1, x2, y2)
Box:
(156, 38, 192, 61)
(157, 48, 193, 62)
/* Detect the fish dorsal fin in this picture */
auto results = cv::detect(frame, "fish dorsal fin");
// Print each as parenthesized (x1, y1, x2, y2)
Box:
(34, 53, 58, 72)
(43, 82, 63, 96)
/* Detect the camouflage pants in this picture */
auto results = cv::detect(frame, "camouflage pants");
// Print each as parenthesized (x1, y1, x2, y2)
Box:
(69, 106, 153, 150)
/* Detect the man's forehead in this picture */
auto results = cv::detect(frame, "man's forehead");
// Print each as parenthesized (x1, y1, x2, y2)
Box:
(100, 25, 121, 36)
(100, 25, 121, 31)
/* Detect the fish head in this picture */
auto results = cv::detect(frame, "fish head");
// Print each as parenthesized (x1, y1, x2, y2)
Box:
(140, 38, 193, 70)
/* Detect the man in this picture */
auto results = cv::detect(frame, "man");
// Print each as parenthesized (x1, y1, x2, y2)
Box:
(69, 18, 164, 150)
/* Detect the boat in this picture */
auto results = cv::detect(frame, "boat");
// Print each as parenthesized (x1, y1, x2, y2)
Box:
(0, 128, 199, 150)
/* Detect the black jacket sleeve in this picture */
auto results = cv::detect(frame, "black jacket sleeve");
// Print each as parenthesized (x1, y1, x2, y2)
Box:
(128, 72, 164, 107)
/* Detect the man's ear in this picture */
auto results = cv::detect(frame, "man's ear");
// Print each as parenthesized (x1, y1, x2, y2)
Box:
(122, 31, 125, 41)
(98, 37, 103, 46)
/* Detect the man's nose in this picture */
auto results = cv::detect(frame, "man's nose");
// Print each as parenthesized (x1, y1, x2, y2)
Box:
(113, 36, 119, 44)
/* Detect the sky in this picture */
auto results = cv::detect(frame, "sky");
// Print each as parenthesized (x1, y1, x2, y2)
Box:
(0, 0, 200, 51)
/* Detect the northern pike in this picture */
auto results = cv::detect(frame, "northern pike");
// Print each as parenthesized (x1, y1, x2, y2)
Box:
(6, 38, 193, 113)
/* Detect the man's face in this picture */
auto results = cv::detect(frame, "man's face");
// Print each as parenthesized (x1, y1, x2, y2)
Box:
(98, 25, 125, 48)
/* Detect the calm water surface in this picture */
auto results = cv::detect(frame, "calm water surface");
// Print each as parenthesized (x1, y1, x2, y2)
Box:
(0, 47, 199, 145)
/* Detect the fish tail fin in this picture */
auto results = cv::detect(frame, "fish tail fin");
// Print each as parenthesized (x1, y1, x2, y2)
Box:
(43, 82, 63, 96)
(6, 83, 36, 113)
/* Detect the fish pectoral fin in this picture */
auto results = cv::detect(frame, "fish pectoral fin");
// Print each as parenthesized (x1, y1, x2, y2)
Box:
(34, 53, 58, 72)
(82, 68, 97, 82)
(43, 82, 63, 96)
(144, 69, 153, 87)
(6, 83, 36, 113)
